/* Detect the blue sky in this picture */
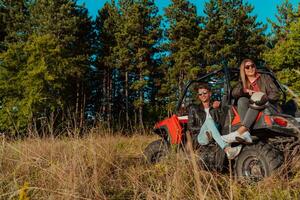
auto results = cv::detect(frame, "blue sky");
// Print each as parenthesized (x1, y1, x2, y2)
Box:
(77, 0, 299, 29)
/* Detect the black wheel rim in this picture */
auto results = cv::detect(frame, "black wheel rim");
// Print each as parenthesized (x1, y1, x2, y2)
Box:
(242, 155, 266, 181)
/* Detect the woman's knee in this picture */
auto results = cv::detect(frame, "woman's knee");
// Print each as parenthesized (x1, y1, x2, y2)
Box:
(238, 97, 249, 106)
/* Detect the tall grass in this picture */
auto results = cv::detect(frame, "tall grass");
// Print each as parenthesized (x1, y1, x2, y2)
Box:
(1, 129, 300, 200)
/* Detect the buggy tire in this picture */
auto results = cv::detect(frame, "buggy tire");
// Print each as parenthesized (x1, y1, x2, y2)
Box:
(144, 139, 169, 164)
(234, 142, 283, 180)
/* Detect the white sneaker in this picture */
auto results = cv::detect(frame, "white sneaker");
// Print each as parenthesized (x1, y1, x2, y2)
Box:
(221, 131, 239, 143)
(225, 145, 242, 160)
(236, 131, 253, 144)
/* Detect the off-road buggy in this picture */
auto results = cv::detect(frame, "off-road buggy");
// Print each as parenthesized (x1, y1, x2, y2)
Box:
(144, 66, 300, 180)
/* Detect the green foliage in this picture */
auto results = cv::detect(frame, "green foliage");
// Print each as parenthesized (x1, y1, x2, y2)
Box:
(0, 33, 65, 134)
(0, 0, 299, 134)
(264, 18, 300, 99)
(0, 0, 93, 135)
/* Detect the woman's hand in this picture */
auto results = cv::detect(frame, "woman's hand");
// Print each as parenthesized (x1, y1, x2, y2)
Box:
(243, 88, 255, 95)
(212, 101, 220, 109)
(255, 94, 268, 105)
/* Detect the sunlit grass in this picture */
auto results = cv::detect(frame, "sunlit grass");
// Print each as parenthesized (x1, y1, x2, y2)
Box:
(0, 129, 300, 199)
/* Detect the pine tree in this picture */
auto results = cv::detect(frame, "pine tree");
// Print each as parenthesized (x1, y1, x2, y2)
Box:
(163, 0, 202, 113)
(29, 0, 94, 132)
(224, 0, 267, 65)
(112, 0, 134, 128)
(0, 2, 7, 52)
(199, 0, 267, 68)
(95, 1, 119, 126)
(1, 0, 31, 43)
(111, 0, 162, 129)
(0, 0, 32, 134)
(128, 0, 162, 129)
(197, 0, 225, 67)
(268, 0, 300, 43)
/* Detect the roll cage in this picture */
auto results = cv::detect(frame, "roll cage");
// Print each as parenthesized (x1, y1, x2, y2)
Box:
(176, 67, 287, 114)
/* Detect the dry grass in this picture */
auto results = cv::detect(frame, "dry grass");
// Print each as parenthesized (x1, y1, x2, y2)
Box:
(1, 129, 300, 200)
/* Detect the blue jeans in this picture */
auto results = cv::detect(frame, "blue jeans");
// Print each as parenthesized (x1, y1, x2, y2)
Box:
(197, 118, 228, 150)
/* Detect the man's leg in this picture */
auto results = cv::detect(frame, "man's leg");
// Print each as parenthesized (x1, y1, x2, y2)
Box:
(201, 118, 242, 159)
(197, 122, 210, 145)
(204, 118, 228, 150)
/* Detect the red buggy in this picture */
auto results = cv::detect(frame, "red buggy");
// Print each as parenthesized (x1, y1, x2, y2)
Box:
(144, 67, 300, 180)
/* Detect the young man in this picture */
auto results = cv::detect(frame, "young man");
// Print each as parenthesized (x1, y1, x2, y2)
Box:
(188, 84, 242, 159)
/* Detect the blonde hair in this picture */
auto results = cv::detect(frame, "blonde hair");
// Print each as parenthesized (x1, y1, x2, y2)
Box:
(240, 59, 257, 89)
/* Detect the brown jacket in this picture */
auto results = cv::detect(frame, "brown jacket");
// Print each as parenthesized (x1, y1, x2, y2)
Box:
(232, 73, 280, 103)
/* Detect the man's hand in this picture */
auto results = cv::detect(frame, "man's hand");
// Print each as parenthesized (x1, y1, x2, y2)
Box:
(212, 101, 220, 109)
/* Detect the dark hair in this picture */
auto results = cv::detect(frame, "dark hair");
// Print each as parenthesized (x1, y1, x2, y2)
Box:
(197, 83, 210, 91)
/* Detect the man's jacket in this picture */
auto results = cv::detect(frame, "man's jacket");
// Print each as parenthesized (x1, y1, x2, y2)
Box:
(188, 103, 227, 135)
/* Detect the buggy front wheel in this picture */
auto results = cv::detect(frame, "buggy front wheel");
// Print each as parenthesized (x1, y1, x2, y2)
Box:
(234, 142, 283, 180)
(143, 139, 169, 164)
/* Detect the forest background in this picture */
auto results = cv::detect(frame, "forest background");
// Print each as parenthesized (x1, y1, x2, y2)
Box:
(0, 0, 299, 136)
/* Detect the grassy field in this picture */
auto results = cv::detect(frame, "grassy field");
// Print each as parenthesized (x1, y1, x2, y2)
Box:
(1, 128, 300, 200)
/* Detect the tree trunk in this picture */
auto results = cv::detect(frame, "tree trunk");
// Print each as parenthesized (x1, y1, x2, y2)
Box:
(79, 82, 85, 130)
(139, 71, 144, 131)
(108, 70, 112, 127)
(125, 71, 129, 129)
(75, 80, 80, 130)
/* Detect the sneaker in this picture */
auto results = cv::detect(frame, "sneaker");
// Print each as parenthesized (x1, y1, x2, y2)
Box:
(236, 131, 253, 144)
(225, 145, 242, 160)
(221, 131, 239, 143)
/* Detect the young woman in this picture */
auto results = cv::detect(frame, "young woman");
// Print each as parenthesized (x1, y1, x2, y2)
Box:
(222, 59, 280, 143)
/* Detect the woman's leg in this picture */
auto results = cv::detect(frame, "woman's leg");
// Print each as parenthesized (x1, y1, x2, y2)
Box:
(237, 97, 250, 121)
(222, 97, 257, 143)
(242, 108, 260, 129)
(238, 96, 260, 129)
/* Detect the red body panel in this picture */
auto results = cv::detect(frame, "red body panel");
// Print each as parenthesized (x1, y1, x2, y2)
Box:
(231, 107, 241, 126)
(154, 107, 275, 144)
(230, 106, 271, 127)
(155, 115, 183, 144)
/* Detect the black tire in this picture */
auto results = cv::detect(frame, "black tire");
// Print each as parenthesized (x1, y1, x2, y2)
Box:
(196, 143, 226, 172)
(143, 139, 169, 164)
(234, 142, 283, 181)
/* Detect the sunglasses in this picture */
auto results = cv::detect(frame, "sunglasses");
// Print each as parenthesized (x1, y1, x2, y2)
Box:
(198, 91, 208, 96)
(245, 64, 255, 70)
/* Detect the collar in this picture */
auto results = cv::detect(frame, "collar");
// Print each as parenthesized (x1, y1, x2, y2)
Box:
(249, 73, 260, 84)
